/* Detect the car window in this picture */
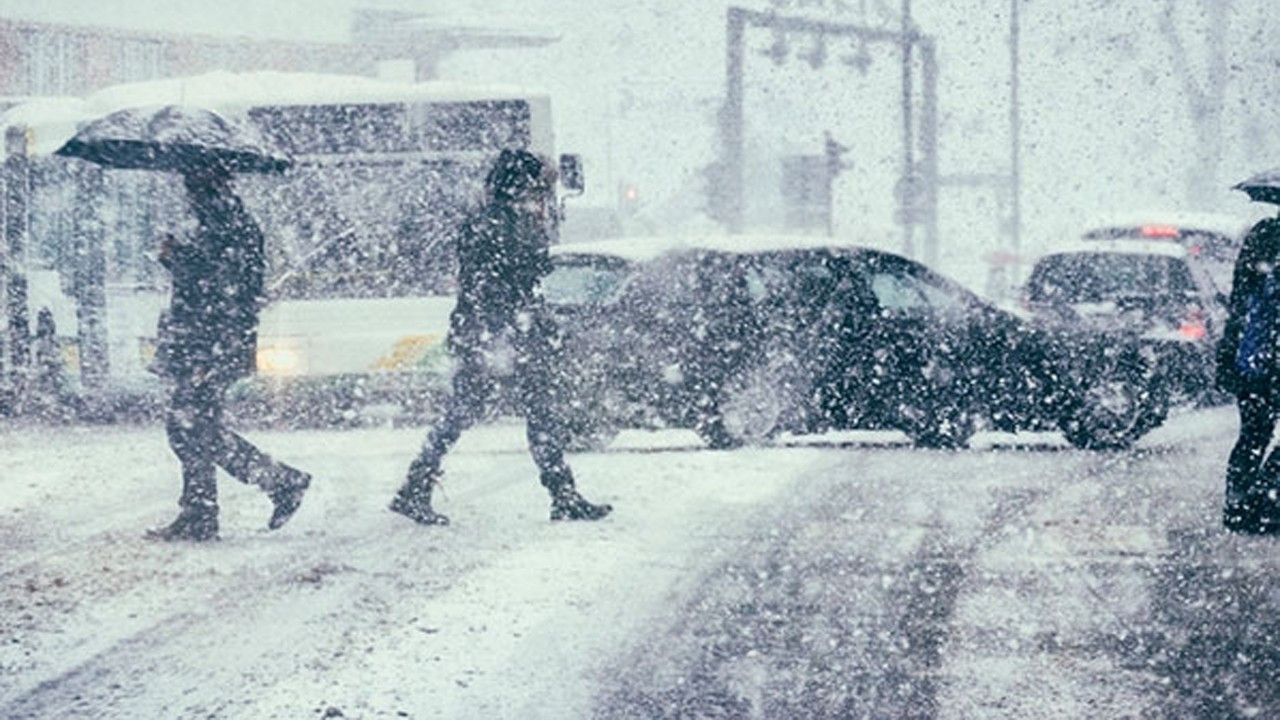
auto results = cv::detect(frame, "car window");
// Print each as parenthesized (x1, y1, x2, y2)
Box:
(906, 270, 972, 311)
(742, 258, 788, 304)
(869, 271, 928, 310)
(541, 258, 630, 305)
(743, 251, 837, 306)
(1027, 252, 1197, 303)
(631, 252, 701, 308)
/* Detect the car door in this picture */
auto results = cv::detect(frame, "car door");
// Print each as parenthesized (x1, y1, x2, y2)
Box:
(739, 249, 839, 431)
(540, 252, 639, 440)
(904, 260, 1059, 431)
(893, 261, 977, 387)
(900, 262, 1000, 413)
(856, 254, 939, 420)
(855, 253, 988, 445)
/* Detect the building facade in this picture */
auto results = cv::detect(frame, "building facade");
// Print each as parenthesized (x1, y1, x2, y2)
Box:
(0, 16, 387, 107)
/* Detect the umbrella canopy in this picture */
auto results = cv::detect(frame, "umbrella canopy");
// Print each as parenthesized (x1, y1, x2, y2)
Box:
(54, 104, 291, 174)
(1232, 168, 1280, 205)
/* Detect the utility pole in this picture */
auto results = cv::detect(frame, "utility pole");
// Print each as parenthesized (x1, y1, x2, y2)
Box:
(900, 0, 915, 258)
(1009, 0, 1022, 276)
(723, 8, 747, 234)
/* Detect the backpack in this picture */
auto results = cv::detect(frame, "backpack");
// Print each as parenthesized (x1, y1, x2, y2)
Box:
(1235, 270, 1280, 379)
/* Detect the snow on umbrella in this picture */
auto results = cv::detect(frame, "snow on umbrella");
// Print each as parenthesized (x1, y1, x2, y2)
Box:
(1232, 168, 1280, 205)
(54, 104, 291, 174)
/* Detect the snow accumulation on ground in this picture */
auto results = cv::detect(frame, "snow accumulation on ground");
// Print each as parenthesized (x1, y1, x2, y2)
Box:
(0, 418, 866, 718)
(0, 406, 1267, 719)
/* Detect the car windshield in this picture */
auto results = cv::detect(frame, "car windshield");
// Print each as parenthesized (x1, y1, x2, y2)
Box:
(1027, 251, 1197, 303)
(541, 257, 631, 305)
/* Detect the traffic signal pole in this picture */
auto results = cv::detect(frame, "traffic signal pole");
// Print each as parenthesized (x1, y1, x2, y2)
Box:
(723, 8, 746, 234)
(721, 7, 937, 259)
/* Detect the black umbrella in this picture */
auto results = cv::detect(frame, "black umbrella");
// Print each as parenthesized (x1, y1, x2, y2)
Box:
(55, 104, 291, 174)
(1232, 168, 1280, 205)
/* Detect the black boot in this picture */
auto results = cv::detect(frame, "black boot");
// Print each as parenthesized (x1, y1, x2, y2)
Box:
(1224, 502, 1260, 533)
(147, 505, 219, 542)
(390, 473, 450, 526)
(550, 487, 612, 522)
(267, 470, 311, 530)
(151, 464, 219, 541)
(1225, 491, 1280, 534)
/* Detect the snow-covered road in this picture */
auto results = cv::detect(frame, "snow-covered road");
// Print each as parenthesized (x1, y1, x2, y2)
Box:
(2, 407, 1278, 718)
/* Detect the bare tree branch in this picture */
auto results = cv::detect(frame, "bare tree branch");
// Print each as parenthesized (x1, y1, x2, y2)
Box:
(1157, 0, 1204, 108)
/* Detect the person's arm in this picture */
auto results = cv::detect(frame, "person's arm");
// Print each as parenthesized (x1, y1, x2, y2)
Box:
(1216, 220, 1272, 387)
(157, 233, 210, 277)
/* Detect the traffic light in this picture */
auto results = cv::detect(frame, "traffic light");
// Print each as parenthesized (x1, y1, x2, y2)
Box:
(618, 181, 639, 216)
(824, 132, 851, 179)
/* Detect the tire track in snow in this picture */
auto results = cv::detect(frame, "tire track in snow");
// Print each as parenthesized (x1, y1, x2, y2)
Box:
(593, 447, 1054, 718)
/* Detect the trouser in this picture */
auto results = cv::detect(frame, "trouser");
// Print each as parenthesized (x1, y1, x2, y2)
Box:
(166, 373, 301, 512)
(405, 319, 574, 495)
(1224, 388, 1280, 513)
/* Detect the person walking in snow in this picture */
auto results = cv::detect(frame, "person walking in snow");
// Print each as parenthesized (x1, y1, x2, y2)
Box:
(147, 162, 312, 542)
(1216, 209, 1280, 534)
(389, 149, 612, 526)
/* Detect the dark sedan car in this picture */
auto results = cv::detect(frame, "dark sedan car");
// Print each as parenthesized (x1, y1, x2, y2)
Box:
(543, 235, 1066, 450)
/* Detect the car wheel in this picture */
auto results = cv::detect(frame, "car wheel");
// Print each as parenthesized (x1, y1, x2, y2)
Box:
(696, 361, 788, 450)
(1059, 350, 1169, 450)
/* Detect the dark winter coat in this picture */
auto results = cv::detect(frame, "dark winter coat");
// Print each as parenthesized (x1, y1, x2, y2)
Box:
(157, 183, 266, 384)
(1216, 216, 1280, 395)
(448, 199, 555, 352)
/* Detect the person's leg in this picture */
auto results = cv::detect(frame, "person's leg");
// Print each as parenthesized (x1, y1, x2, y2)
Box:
(1247, 391, 1280, 531)
(202, 371, 310, 529)
(1225, 390, 1278, 531)
(392, 348, 489, 525)
(216, 427, 312, 530)
(148, 376, 220, 540)
(517, 323, 611, 521)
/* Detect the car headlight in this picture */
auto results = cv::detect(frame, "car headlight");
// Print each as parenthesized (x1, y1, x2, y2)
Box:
(256, 340, 306, 376)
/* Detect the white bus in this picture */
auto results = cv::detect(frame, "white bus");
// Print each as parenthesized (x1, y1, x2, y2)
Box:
(0, 71, 582, 423)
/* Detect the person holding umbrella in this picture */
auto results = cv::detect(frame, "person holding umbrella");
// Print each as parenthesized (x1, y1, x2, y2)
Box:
(388, 148, 611, 526)
(57, 105, 310, 541)
(1216, 169, 1280, 534)
(145, 162, 312, 541)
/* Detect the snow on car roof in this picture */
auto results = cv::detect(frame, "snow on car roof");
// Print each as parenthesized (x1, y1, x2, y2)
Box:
(1037, 238, 1191, 259)
(551, 233, 886, 263)
(1081, 211, 1248, 239)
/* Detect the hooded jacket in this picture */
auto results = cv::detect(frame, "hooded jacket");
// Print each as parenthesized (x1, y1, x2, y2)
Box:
(158, 177, 266, 383)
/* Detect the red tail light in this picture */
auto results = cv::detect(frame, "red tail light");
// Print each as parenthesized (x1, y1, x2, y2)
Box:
(1141, 225, 1180, 238)
(1179, 306, 1207, 340)
(1178, 322, 1207, 340)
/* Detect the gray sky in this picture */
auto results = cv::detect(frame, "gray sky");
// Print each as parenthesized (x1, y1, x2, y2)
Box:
(0, 0, 399, 41)
(4, 0, 1277, 282)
